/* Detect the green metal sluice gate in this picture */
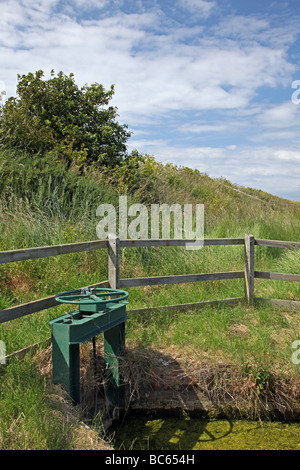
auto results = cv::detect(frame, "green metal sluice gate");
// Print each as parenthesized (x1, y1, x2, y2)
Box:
(49, 287, 129, 408)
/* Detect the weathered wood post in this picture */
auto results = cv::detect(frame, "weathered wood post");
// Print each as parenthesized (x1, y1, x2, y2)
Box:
(244, 233, 255, 304)
(108, 233, 120, 289)
(106, 233, 125, 416)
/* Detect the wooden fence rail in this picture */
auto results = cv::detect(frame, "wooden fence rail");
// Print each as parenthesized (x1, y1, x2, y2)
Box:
(255, 239, 300, 249)
(0, 240, 108, 265)
(0, 237, 244, 265)
(120, 271, 244, 288)
(0, 233, 299, 327)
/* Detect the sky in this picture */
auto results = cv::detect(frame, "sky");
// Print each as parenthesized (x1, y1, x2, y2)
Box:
(1, 0, 300, 201)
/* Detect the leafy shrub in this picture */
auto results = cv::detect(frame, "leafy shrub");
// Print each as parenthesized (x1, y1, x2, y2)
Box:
(0, 70, 131, 169)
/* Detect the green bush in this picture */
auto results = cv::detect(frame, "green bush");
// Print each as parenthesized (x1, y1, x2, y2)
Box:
(0, 70, 131, 168)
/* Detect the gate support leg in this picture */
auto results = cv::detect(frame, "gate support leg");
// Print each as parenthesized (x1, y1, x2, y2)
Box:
(51, 327, 80, 405)
(103, 322, 125, 413)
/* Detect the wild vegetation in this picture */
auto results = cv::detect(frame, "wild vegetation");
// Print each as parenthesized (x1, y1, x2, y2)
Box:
(0, 71, 299, 449)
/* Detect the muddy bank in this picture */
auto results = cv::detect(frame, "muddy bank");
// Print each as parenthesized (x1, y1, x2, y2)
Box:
(123, 350, 300, 422)
(79, 346, 300, 425)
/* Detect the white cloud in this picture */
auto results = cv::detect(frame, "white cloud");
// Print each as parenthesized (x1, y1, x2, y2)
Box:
(0, 2, 296, 124)
(0, 80, 6, 92)
(257, 101, 300, 128)
(128, 140, 300, 199)
(213, 12, 299, 49)
(250, 101, 300, 144)
(274, 149, 300, 162)
(214, 15, 269, 39)
(250, 130, 299, 143)
(179, 0, 216, 17)
(179, 122, 230, 133)
(70, 0, 109, 9)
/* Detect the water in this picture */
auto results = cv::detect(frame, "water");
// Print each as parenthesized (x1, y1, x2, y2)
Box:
(111, 416, 300, 450)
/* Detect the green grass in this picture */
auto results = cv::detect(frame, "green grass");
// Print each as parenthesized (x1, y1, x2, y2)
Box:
(0, 351, 112, 450)
(0, 353, 73, 449)
(125, 302, 299, 375)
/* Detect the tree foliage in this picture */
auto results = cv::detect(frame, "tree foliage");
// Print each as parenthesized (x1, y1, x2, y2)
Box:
(0, 70, 132, 168)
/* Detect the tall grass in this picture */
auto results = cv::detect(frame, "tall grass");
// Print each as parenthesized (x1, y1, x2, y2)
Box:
(0, 351, 111, 450)
(0, 353, 73, 449)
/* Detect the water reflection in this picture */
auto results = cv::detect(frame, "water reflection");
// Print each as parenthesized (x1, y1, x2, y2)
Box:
(111, 417, 300, 450)
(112, 417, 233, 450)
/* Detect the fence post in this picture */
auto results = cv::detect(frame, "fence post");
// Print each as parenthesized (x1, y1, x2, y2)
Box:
(108, 233, 120, 289)
(244, 233, 255, 304)
(107, 233, 124, 415)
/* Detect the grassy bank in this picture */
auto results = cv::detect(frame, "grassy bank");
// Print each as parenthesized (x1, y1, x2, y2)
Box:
(0, 351, 113, 450)
(0, 148, 299, 449)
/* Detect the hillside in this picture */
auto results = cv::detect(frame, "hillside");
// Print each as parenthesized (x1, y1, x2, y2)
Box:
(1, 148, 300, 242)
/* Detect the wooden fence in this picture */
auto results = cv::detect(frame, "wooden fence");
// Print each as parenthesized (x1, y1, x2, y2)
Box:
(0, 233, 300, 328)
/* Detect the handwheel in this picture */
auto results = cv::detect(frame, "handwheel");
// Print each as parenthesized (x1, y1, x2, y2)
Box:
(55, 287, 129, 306)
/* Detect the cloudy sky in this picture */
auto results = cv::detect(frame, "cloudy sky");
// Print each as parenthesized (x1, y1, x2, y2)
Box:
(1, 0, 300, 200)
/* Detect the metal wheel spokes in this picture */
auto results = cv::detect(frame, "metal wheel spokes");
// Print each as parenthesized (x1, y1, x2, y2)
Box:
(55, 287, 129, 305)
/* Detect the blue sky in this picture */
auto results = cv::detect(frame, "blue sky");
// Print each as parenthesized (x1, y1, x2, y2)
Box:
(1, 0, 300, 200)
